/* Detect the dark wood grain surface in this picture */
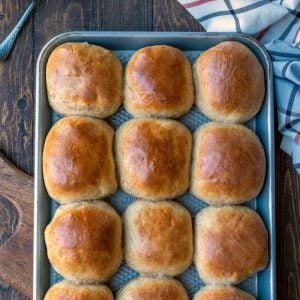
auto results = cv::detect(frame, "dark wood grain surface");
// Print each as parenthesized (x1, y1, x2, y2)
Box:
(0, 153, 33, 299)
(0, 0, 299, 299)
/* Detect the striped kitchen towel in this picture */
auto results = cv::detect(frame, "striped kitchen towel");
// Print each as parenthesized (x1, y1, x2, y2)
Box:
(178, 0, 300, 173)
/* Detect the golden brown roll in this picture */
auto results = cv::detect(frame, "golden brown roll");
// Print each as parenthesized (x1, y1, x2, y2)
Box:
(194, 206, 269, 285)
(45, 201, 122, 283)
(124, 45, 194, 117)
(123, 200, 193, 276)
(44, 280, 113, 300)
(193, 285, 255, 300)
(115, 118, 192, 200)
(116, 277, 189, 300)
(194, 41, 265, 123)
(43, 116, 117, 204)
(191, 122, 266, 205)
(46, 42, 122, 118)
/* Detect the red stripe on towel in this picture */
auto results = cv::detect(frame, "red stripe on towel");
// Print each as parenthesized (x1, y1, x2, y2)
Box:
(183, 0, 215, 9)
(292, 28, 300, 44)
(257, 26, 271, 41)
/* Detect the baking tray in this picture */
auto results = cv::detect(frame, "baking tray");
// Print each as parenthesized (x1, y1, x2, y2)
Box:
(34, 32, 275, 300)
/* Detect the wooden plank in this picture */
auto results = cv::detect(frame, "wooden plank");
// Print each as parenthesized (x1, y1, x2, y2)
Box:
(153, 0, 204, 31)
(98, 0, 152, 30)
(276, 134, 300, 299)
(0, 0, 34, 175)
(34, 0, 152, 59)
(33, 0, 93, 59)
(0, 0, 34, 298)
(0, 154, 34, 298)
(0, 198, 28, 300)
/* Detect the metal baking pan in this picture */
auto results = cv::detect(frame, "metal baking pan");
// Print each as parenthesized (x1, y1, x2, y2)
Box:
(34, 32, 275, 300)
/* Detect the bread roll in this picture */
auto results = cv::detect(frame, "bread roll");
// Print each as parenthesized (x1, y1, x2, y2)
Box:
(191, 122, 266, 205)
(46, 42, 122, 118)
(43, 116, 117, 204)
(115, 118, 192, 200)
(45, 201, 122, 283)
(193, 285, 255, 300)
(116, 277, 189, 300)
(124, 45, 194, 117)
(194, 206, 269, 285)
(124, 200, 193, 276)
(44, 280, 113, 300)
(194, 41, 265, 123)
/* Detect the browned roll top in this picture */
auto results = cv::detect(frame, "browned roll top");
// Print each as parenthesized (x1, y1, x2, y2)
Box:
(45, 201, 122, 283)
(46, 42, 122, 118)
(116, 118, 192, 200)
(191, 122, 266, 205)
(194, 206, 269, 285)
(194, 41, 265, 123)
(125, 45, 194, 117)
(43, 116, 117, 203)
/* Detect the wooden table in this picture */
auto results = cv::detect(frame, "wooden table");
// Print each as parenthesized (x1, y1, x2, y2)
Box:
(0, 1, 299, 299)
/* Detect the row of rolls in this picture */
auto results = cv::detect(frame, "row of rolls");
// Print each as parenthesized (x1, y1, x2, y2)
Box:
(44, 117, 266, 206)
(43, 40, 267, 299)
(46, 41, 265, 123)
(45, 200, 266, 300)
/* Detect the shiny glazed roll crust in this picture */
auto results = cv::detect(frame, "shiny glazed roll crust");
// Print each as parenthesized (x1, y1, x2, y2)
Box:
(45, 201, 122, 283)
(194, 41, 265, 123)
(43, 116, 117, 204)
(44, 280, 113, 300)
(46, 42, 122, 118)
(194, 206, 269, 285)
(116, 277, 189, 300)
(115, 118, 192, 200)
(123, 200, 193, 275)
(124, 45, 194, 117)
(191, 122, 266, 205)
(193, 285, 255, 300)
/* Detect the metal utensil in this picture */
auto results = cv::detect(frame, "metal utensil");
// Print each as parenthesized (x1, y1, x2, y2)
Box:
(0, 1, 37, 61)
